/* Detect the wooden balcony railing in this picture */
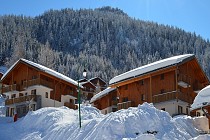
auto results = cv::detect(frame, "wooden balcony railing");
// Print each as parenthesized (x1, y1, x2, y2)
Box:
(5, 95, 37, 105)
(2, 84, 20, 93)
(153, 91, 176, 103)
(152, 91, 192, 104)
(117, 101, 134, 110)
(64, 102, 78, 110)
(23, 78, 53, 89)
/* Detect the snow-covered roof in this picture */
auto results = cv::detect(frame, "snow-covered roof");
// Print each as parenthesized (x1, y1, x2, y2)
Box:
(80, 81, 96, 88)
(191, 85, 210, 110)
(109, 54, 194, 85)
(90, 87, 116, 103)
(89, 77, 107, 84)
(1, 59, 81, 88)
(78, 78, 88, 83)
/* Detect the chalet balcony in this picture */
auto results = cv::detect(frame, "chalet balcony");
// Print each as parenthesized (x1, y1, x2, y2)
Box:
(117, 101, 134, 110)
(152, 91, 193, 104)
(2, 84, 20, 93)
(23, 78, 53, 89)
(64, 102, 78, 110)
(5, 95, 37, 106)
(153, 91, 176, 103)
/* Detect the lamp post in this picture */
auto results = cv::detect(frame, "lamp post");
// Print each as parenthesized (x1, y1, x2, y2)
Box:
(78, 69, 87, 128)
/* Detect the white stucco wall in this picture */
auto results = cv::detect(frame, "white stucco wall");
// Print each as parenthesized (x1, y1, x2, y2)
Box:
(154, 100, 189, 116)
(5, 85, 77, 108)
(101, 106, 115, 114)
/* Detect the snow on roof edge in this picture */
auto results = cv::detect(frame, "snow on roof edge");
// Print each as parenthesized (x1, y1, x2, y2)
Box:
(90, 87, 116, 103)
(1, 59, 20, 81)
(80, 81, 96, 88)
(1, 58, 81, 88)
(89, 77, 107, 84)
(109, 54, 194, 85)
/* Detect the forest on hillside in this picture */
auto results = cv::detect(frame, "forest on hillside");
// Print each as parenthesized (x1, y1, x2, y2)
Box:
(0, 7, 210, 82)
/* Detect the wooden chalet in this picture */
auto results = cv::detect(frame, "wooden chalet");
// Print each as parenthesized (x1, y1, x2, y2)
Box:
(80, 77, 107, 102)
(91, 54, 209, 116)
(1, 59, 82, 117)
(90, 87, 117, 114)
(89, 77, 107, 93)
(80, 81, 96, 100)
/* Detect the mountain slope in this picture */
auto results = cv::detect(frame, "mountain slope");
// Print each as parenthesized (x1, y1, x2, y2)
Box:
(0, 7, 210, 81)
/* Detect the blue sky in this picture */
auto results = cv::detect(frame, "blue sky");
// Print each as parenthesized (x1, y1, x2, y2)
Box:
(0, 0, 209, 40)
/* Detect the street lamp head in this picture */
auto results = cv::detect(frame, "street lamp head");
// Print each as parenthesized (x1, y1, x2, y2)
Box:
(83, 69, 87, 78)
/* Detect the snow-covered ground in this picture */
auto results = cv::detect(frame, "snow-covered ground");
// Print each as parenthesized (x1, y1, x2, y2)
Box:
(0, 103, 209, 140)
(0, 94, 6, 117)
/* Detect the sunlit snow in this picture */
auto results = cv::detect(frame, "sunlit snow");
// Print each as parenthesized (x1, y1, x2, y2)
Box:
(0, 103, 209, 140)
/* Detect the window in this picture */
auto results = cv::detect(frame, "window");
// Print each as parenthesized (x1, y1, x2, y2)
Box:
(139, 80, 144, 85)
(105, 110, 107, 114)
(161, 108, 165, 111)
(45, 92, 48, 98)
(196, 112, 201, 117)
(112, 108, 117, 112)
(11, 94, 16, 98)
(75, 99, 78, 104)
(70, 99, 73, 103)
(19, 93, 24, 97)
(186, 108, 189, 115)
(31, 89, 36, 95)
(141, 94, 145, 101)
(160, 74, 164, 80)
(178, 106, 183, 114)
(25, 92, 28, 96)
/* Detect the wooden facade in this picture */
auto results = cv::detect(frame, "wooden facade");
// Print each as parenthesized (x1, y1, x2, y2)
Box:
(92, 88, 117, 114)
(80, 77, 107, 101)
(81, 81, 96, 100)
(1, 59, 79, 117)
(89, 77, 107, 92)
(92, 55, 209, 116)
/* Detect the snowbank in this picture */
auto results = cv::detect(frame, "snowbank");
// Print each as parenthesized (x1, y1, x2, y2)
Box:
(0, 103, 208, 140)
(191, 85, 210, 110)
(0, 94, 6, 117)
(190, 135, 210, 140)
